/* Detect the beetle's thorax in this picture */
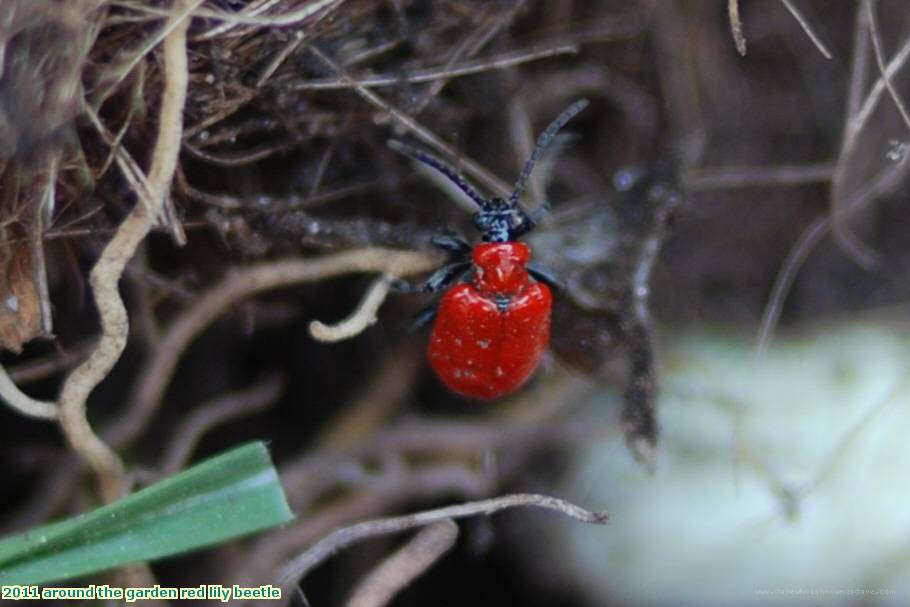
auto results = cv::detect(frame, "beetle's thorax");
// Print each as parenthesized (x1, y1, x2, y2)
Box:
(472, 242, 530, 295)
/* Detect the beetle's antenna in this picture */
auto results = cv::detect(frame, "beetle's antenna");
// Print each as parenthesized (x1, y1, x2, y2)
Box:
(388, 140, 489, 210)
(509, 98, 590, 206)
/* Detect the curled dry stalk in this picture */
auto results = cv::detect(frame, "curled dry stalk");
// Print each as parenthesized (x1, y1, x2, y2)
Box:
(274, 493, 609, 606)
(309, 274, 398, 342)
(56, 0, 197, 503)
(0, 364, 57, 419)
(729, 0, 833, 59)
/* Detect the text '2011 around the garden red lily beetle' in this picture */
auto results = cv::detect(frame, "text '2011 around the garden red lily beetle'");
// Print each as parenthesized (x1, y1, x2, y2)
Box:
(390, 99, 589, 400)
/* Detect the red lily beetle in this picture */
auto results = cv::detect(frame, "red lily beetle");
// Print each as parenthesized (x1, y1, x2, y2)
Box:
(390, 99, 589, 399)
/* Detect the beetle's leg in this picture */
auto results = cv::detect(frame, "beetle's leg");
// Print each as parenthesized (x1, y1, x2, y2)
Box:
(527, 261, 566, 291)
(421, 261, 472, 293)
(397, 252, 470, 294)
(430, 230, 472, 256)
(409, 300, 439, 331)
(411, 264, 472, 331)
(386, 277, 413, 293)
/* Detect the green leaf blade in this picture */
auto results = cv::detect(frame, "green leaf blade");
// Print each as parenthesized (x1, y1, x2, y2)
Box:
(0, 441, 294, 585)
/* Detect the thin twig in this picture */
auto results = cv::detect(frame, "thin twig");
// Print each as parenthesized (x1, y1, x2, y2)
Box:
(682, 162, 835, 190)
(307, 139, 337, 198)
(58, 0, 193, 502)
(239, 464, 495, 587)
(779, 0, 833, 59)
(97, 62, 146, 179)
(193, 0, 276, 39)
(81, 101, 159, 219)
(830, 15, 910, 269)
(407, 5, 501, 115)
(182, 89, 257, 139)
(276, 493, 608, 590)
(196, 0, 343, 38)
(305, 44, 513, 198)
(93, 0, 203, 105)
(864, 0, 910, 132)
(757, 156, 910, 356)
(32, 153, 57, 336)
(158, 373, 284, 475)
(846, 5, 871, 121)
(309, 275, 395, 342)
(729, 0, 747, 56)
(5, 340, 94, 385)
(125, 0, 341, 32)
(345, 520, 459, 607)
(255, 31, 305, 87)
(103, 249, 441, 449)
(183, 140, 298, 167)
(289, 44, 577, 91)
(755, 216, 826, 358)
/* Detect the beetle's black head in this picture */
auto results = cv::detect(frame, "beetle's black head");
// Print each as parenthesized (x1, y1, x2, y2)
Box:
(473, 197, 533, 243)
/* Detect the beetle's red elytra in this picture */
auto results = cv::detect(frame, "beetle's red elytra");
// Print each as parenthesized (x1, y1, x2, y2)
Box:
(428, 243, 552, 399)
(389, 99, 589, 399)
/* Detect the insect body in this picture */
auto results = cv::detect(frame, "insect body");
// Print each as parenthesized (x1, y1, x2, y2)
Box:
(428, 242, 552, 398)
(390, 99, 589, 399)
